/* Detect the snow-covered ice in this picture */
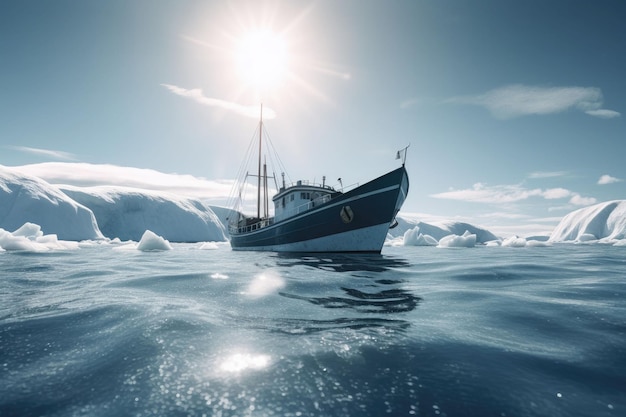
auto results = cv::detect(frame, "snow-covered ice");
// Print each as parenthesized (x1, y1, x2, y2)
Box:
(62, 185, 226, 242)
(0, 166, 103, 241)
(403, 227, 438, 246)
(549, 200, 626, 244)
(437, 231, 477, 248)
(502, 236, 528, 247)
(391, 218, 498, 243)
(1, 164, 226, 247)
(136, 230, 173, 251)
(0, 222, 79, 252)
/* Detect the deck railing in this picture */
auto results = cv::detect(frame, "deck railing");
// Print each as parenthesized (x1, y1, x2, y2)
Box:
(281, 180, 336, 191)
(229, 193, 334, 235)
(229, 217, 275, 235)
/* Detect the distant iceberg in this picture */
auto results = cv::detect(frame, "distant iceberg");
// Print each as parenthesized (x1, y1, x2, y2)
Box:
(61, 185, 227, 243)
(438, 230, 477, 248)
(403, 227, 438, 246)
(0, 166, 103, 241)
(392, 218, 498, 244)
(549, 200, 626, 243)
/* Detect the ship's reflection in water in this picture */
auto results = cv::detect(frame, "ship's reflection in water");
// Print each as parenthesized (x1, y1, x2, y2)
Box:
(270, 253, 422, 335)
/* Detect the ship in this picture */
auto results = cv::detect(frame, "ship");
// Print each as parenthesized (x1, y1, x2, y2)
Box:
(228, 107, 409, 253)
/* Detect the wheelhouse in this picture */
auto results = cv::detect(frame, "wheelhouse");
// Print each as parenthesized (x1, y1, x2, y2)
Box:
(273, 180, 340, 222)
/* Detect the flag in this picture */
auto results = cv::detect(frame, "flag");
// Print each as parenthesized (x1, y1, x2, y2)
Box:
(395, 145, 410, 164)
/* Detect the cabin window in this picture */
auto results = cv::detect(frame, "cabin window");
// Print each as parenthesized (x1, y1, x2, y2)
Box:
(282, 197, 285, 208)
(290, 194, 294, 202)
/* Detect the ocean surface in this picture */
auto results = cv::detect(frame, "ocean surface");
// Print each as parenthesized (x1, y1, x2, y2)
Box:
(1, 244, 625, 417)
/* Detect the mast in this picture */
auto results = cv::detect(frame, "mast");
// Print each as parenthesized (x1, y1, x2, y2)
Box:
(263, 161, 268, 218)
(257, 104, 263, 219)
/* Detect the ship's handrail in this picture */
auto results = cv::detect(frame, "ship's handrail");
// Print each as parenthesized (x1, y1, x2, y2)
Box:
(279, 180, 336, 192)
(230, 192, 334, 234)
(229, 217, 275, 235)
(277, 179, 362, 196)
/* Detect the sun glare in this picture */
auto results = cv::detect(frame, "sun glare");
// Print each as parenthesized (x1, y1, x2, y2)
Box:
(235, 30, 288, 93)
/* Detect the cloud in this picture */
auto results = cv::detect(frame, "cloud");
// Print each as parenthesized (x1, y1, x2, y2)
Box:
(585, 109, 621, 119)
(542, 188, 571, 199)
(11, 162, 233, 200)
(527, 171, 568, 179)
(598, 174, 623, 185)
(431, 182, 591, 204)
(161, 84, 276, 119)
(448, 85, 620, 119)
(5, 146, 76, 161)
(569, 194, 597, 206)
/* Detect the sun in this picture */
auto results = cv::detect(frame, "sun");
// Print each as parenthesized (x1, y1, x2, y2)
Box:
(234, 30, 288, 95)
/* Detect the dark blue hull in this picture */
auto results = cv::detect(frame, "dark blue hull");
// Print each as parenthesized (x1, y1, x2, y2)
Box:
(230, 166, 409, 253)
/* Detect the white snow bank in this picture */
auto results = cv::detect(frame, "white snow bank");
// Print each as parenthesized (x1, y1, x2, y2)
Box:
(0, 222, 79, 251)
(62, 186, 227, 243)
(0, 166, 103, 241)
(549, 200, 626, 243)
(137, 230, 172, 251)
(438, 231, 477, 248)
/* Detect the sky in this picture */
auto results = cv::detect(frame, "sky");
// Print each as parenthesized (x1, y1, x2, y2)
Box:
(1, 0, 624, 237)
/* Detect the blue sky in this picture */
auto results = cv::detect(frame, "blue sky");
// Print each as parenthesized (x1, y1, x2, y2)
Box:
(1, 0, 624, 236)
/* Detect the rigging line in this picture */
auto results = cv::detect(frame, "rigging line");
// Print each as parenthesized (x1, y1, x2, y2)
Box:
(226, 152, 252, 210)
(226, 124, 260, 211)
(260, 130, 281, 199)
(262, 123, 292, 185)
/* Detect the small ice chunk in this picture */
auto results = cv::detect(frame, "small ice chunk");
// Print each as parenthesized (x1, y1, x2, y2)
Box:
(199, 241, 219, 250)
(403, 227, 438, 246)
(12, 222, 44, 239)
(502, 235, 527, 247)
(438, 230, 476, 248)
(137, 230, 172, 251)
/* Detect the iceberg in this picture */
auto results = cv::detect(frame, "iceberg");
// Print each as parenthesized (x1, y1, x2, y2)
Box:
(438, 230, 477, 248)
(402, 227, 438, 246)
(0, 222, 79, 252)
(61, 186, 227, 243)
(501, 236, 527, 247)
(549, 200, 626, 243)
(392, 217, 498, 244)
(137, 230, 173, 251)
(0, 166, 103, 241)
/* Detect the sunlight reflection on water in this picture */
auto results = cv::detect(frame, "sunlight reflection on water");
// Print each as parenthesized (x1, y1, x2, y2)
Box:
(246, 270, 285, 298)
(219, 353, 272, 373)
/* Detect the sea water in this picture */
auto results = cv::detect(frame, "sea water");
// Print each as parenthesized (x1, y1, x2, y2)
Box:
(1, 244, 624, 417)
